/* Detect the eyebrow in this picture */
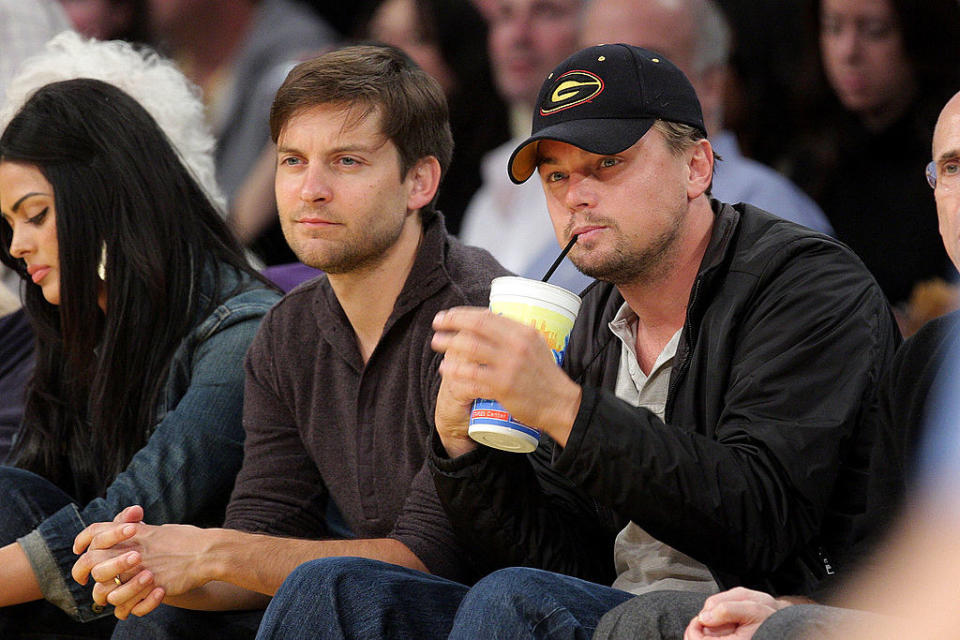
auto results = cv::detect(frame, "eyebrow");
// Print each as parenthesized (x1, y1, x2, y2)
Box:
(10, 192, 45, 212)
(936, 148, 960, 164)
(279, 143, 384, 157)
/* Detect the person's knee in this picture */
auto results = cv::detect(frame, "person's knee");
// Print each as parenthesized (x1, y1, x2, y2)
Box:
(753, 604, 852, 640)
(460, 566, 584, 625)
(282, 557, 354, 588)
(111, 604, 183, 640)
(116, 605, 265, 640)
(276, 557, 379, 602)
(594, 590, 708, 640)
(451, 568, 552, 636)
(265, 558, 463, 640)
(276, 556, 413, 609)
(464, 567, 546, 604)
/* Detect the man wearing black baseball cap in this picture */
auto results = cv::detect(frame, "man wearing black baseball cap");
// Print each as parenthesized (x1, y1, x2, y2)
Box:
(252, 44, 900, 640)
(506, 42, 707, 185)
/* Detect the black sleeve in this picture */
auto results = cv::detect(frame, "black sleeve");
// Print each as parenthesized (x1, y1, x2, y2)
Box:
(429, 431, 619, 586)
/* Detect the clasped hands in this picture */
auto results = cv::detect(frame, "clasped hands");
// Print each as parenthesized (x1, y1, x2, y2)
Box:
(684, 587, 795, 639)
(431, 307, 582, 455)
(70, 505, 205, 619)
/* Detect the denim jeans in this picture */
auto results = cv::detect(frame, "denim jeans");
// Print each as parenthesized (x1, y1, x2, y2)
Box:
(256, 558, 634, 640)
(111, 605, 264, 640)
(0, 466, 116, 640)
(447, 567, 634, 640)
(255, 557, 468, 640)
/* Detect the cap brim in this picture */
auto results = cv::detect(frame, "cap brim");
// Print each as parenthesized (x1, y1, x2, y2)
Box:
(507, 117, 656, 184)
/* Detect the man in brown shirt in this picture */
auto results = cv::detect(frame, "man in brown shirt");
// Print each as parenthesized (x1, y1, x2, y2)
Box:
(69, 44, 508, 639)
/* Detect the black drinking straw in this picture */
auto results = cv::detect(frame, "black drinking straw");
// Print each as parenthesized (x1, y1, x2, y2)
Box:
(541, 235, 578, 283)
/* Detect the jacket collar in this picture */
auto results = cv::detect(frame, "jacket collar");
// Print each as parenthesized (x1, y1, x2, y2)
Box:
(667, 199, 740, 420)
(683, 200, 740, 330)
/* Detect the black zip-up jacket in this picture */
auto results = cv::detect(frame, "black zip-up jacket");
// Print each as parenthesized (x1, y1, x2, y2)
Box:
(430, 201, 901, 596)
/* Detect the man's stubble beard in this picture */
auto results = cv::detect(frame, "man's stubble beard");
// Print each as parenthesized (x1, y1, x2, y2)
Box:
(283, 214, 406, 275)
(569, 206, 686, 286)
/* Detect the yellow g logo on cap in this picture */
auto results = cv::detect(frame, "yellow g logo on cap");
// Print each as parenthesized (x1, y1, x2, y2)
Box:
(540, 70, 604, 116)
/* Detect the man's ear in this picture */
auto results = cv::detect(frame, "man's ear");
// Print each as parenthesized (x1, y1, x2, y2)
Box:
(406, 156, 443, 212)
(686, 138, 714, 200)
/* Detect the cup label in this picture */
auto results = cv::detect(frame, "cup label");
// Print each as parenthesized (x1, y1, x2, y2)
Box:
(489, 300, 575, 366)
(469, 398, 542, 440)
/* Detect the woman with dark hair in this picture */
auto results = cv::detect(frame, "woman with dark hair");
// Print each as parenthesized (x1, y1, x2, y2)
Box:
(0, 78, 280, 637)
(783, 0, 960, 313)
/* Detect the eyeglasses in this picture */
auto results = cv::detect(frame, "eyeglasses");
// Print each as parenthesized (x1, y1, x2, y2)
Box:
(926, 161, 938, 189)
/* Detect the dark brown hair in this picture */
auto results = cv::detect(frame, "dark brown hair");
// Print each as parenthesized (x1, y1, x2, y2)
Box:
(653, 120, 718, 195)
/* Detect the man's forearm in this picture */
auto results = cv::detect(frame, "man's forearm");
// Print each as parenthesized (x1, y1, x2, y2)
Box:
(136, 535, 423, 612)
(163, 581, 271, 611)
(196, 529, 427, 600)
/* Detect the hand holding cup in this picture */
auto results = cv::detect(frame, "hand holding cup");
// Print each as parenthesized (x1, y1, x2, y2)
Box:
(432, 277, 582, 453)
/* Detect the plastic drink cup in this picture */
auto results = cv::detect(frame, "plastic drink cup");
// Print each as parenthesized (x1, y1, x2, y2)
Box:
(468, 276, 582, 453)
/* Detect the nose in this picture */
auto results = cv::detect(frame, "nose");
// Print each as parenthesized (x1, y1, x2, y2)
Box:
(564, 173, 598, 212)
(299, 165, 333, 204)
(7, 222, 33, 260)
(833, 26, 861, 62)
(497, 13, 532, 46)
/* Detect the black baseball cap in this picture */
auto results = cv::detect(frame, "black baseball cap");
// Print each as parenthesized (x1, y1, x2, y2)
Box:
(508, 43, 706, 184)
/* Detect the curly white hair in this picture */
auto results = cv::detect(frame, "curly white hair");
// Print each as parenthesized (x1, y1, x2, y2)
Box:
(0, 31, 226, 215)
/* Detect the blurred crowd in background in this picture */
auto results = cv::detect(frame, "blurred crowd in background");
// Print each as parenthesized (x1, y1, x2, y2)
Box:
(3, 0, 958, 329)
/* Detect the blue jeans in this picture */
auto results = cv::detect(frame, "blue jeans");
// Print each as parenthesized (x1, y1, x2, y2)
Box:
(255, 558, 468, 640)
(0, 466, 116, 639)
(111, 605, 264, 640)
(256, 558, 633, 640)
